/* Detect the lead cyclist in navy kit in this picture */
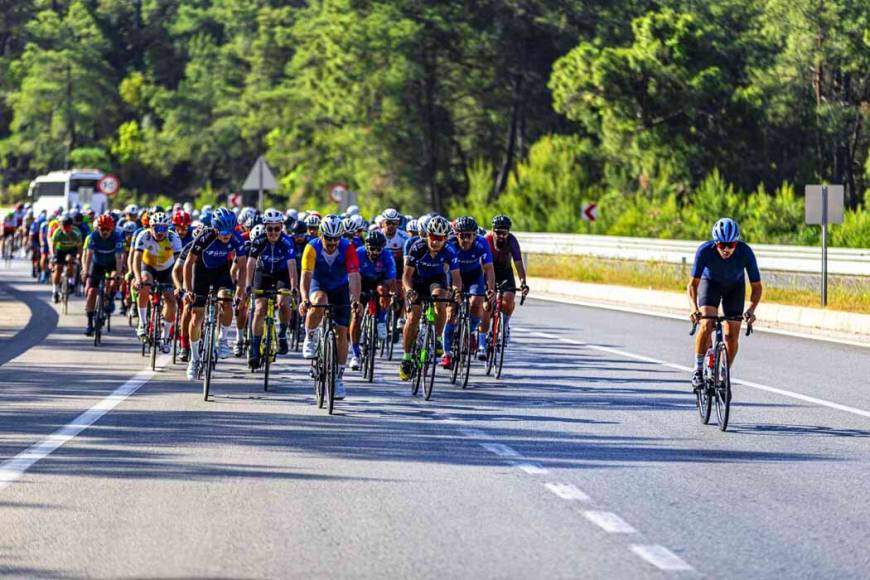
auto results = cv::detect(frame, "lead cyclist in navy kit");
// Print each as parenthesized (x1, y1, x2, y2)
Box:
(687, 218, 763, 390)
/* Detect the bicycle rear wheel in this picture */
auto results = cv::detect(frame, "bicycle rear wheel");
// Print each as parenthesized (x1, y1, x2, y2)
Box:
(411, 334, 423, 396)
(714, 344, 731, 431)
(495, 312, 507, 379)
(423, 328, 437, 400)
(386, 308, 397, 360)
(449, 319, 461, 385)
(94, 287, 103, 347)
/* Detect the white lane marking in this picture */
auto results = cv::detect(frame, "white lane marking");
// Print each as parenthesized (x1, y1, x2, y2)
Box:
(480, 443, 521, 458)
(525, 329, 870, 420)
(460, 428, 491, 439)
(0, 358, 166, 492)
(529, 293, 870, 350)
(544, 482, 591, 502)
(582, 511, 638, 534)
(509, 461, 548, 475)
(630, 545, 694, 571)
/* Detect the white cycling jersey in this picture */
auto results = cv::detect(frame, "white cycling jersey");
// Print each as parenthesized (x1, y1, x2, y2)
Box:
(384, 228, 409, 253)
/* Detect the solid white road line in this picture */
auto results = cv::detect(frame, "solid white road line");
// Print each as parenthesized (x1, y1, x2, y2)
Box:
(630, 544, 694, 571)
(480, 442, 521, 458)
(509, 461, 548, 475)
(544, 482, 591, 502)
(582, 511, 638, 534)
(0, 358, 166, 492)
(523, 329, 870, 420)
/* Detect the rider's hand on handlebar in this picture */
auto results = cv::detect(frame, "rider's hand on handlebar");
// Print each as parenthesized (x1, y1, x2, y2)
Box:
(743, 310, 756, 325)
(405, 288, 418, 304)
(520, 282, 529, 297)
(690, 311, 702, 324)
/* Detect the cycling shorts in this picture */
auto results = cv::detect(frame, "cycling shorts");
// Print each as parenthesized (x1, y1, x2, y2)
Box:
(493, 264, 516, 292)
(253, 268, 292, 293)
(410, 274, 448, 305)
(310, 283, 351, 327)
(193, 263, 233, 308)
(143, 264, 173, 286)
(86, 263, 116, 291)
(460, 269, 485, 295)
(53, 249, 76, 265)
(698, 278, 745, 318)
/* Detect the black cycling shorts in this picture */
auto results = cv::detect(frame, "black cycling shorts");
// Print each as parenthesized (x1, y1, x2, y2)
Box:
(53, 249, 76, 265)
(698, 278, 745, 318)
(87, 263, 116, 290)
(193, 263, 233, 308)
(143, 264, 173, 286)
(310, 284, 351, 327)
(410, 274, 447, 305)
(493, 264, 516, 292)
(253, 268, 292, 293)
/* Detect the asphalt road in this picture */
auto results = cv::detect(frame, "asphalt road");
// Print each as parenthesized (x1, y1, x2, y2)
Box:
(1, 260, 869, 579)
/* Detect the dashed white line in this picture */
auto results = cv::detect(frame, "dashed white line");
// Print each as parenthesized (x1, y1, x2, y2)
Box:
(509, 461, 548, 475)
(582, 511, 638, 534)
(544, 482, 591, 502)
(0, 360, 165, 492)
(630, 544, 694, 571)
(480, 442, 521, 457)
(459, 428, 491, 439)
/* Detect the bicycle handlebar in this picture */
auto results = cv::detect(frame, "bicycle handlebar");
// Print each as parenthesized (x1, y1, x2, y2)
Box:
(690, 315, 753, 337)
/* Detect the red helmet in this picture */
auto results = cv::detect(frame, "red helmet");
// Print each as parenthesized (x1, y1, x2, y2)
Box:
(96, 214, 115, 231)
(172, 210, 192, 227)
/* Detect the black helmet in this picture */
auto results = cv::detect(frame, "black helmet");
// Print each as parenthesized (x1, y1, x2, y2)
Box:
(492, 214, 512, 230)
(365, 230, 387, 250)
(455, 216, 478, 233)
(292, 220, 308, 235)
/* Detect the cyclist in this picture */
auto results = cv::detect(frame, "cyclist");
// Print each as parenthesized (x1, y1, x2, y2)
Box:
(304, 213, 321, 239)
(688, 218, 762, 389)
(82, 214, 125, 336)
(49, 215, 83, 303)
(171, 225, 203, 363)
(399, 216, 462, 381)
(244, 209, 299, 368)
(132, 212, 182, 349)
(29, 210, 46, 279)
(444, 216, 496, 366)
(183, 208, 248, 380)
(348, 230, 396, 370)
(172, 210, 194, 246)
(231, 210, 260, 356)
(479, 214, 528, 357)
(2, 211, 15, 257)
(299, 214, 361, 400)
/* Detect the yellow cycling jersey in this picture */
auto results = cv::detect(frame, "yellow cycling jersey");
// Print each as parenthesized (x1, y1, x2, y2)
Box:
(133, 229, 182, 271)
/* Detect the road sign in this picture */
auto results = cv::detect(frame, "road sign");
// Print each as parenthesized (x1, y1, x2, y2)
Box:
(330, 184, 348, 203)
(805, 184, 844, 307)
(581, 202, 598, 222)
(805, 185, 844, 225)
(242, 156, 279, 211)
(96, 174, 120, 196)
(228, 192, 241, 208)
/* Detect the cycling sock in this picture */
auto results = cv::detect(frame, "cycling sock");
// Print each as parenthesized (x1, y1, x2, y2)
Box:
(163, 320, 170, 340)
(352, 343, 361, 357)
(278, 323, 288, 338)
(695, 354, 704, 371)
(478, 332, 487, 349)
(138, 307, 147, 323)
(220, 325, 231, 342)
(337, 364, 345, 377)
(403, 351, 412, 362)
(251, 335, 261, 356)
(443, 323, 455, 353)
(376, 309, 387, 323)
(190, 340, 201, 361)
(180, 336, 189, 349)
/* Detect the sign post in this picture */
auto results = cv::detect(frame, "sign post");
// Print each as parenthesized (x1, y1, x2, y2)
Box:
(242, 156, 279, 212)
(805, 185, 844, 307)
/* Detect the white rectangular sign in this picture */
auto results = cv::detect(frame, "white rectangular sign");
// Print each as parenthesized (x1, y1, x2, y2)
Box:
(805, 185, 844, 225)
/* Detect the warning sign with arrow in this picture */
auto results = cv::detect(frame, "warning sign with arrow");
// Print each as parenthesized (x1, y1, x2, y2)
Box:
(581, 202, 598, 222)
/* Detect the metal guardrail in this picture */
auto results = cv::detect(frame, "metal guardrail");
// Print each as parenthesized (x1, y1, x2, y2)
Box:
(515, 232, 870, 277)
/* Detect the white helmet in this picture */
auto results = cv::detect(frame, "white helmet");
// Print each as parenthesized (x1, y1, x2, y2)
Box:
(319, 214, 344, 237)
(262, 208, 284, 225)
(250, 224, 266, 239)
(124, 204, 139, 215)
(349, 214, 365, 231)
(381, 208, 401, 222)
(286, 208, 299, 220)
(346, 205, 360, 216)
(418, 214, 433, 236)
(426, 215, 450, 237)
(150, 211, 171, 227)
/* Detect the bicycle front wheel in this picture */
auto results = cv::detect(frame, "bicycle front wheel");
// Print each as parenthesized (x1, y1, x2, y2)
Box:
(495, 313, 507, 380)
(459, 322, 472, 389)
(365, 315, 376, 382)
(325, 329, 337, 414)
(202, 321, 215, 401)
(714, 344, 731, 431)
(423, 327, 437, 400)
(150, 306, 160, 371)
(263, 321, 273, 391)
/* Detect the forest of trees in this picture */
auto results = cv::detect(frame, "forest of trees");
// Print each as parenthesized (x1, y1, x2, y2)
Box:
(0, 0, 868, 242)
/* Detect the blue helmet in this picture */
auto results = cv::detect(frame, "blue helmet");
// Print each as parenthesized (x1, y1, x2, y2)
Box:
(712, 218, 740, 243)
(213, 207, 237, 235)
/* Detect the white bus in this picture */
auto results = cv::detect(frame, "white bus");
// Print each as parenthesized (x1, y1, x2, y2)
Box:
(28, 169, 109, 215)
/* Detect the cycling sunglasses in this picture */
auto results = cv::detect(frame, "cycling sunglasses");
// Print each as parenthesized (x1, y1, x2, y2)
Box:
(716, 241, 737, 250)
(265, 226, 282, 233)
(493, 229, 509, 236)
(458, 233, 475, 240)
(153, 225, 168, 234)
(323, 235, 340, 243)
(429, 234, 446, 242)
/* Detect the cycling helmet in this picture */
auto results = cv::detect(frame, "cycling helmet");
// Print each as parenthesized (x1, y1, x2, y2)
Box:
(121, 221, 136, 235)
(286, 208, 299, 221)
(243, 212, 261, 229)
(305, 214, 321, 228)
(70, 209, 82, 223)
(292, 220, 308, 235)
(250, 224, 266, 239)
(381, 208, 401, 222)
(95, 214, 115, 231)
(492, 214, 512, 230)
(319, 214, 344, 238)
(346, 205, 360, 216)
(238, 207, 255, 225)
(60, 216, 73, 227)
(212, 207, 237, 235)
(427, 215, 450, 237)
(172, 210, 192, 227)
(150, 211, 170, 227)
(418, 214, 433, 236)
(151, 205, 165, 214)
(262, 208, 284, 225)
(455, 216, 478, 233)
(365, 230, 387, 250)
(712, 218, 740, 243)
(348, 214, 365, 232)
(140, 211, 150, 228)
(308, 210, 322, 219)
(199, 211, 212, 228)
(406, 219, 418, 235)
(202, 204, 213, 214)
(341, 216, 354, 233)
(84, 208, 95, 219)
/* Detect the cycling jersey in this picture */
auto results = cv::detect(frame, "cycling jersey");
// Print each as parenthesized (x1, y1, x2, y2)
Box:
(190, 230, 247, 269)
(171, 226, 194, 247)
(301, 238, 360, 292)
(691, 241, 761, 285)
(448, 235, 493, 273)
(350, 236, 364, 249)
(134, 229, 183, 271)
(385, 229, 410, 255)
(3, 218, 15, 236)
(84, 230, 124, 267)
(50, 227, 82, 252)
(405, 238, 459, 280)
(485, 232, 522, 270)
(249, 233, 296, 275)
(357, 246, 396, 281)
(403, 235, 420, 257)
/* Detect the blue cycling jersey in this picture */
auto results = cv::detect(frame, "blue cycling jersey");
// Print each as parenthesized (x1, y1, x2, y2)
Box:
(448, 235, 493, 274)
(691, 240, 761, 285)
(357, 246, 396, 280)
(171, 226, 194, 247)
(403, 235, 420, 257)
(350, 236, 364, 249)
(85, 230, 125, 267)
(190, 230, 247, 269)
(249, 232, 296, 275)
(405, 238, 459, 280)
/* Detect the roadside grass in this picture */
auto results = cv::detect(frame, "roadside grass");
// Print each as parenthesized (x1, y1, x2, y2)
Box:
(527, 254, 870, 315)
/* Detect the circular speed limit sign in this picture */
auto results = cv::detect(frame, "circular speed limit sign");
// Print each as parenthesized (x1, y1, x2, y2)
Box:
(97, 174, 121, 196)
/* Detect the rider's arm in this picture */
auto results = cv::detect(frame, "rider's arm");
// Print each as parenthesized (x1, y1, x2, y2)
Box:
(183, 252, 196, 293)
(287, 259, 299, 293)
(349, 272, 361, 303)
(171, 258, 184, 289)
(483, 262, 495, 292)
(300, 244, 316, 302)
(687, 277, 702, 313)
(450, 267, 462, 294)
(402, 265, 415, 293)
(133, 250, 144, 283)
(509, 235, 527, 285)
(746, 281, 762, 321)
(245, 256, 256, 290)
